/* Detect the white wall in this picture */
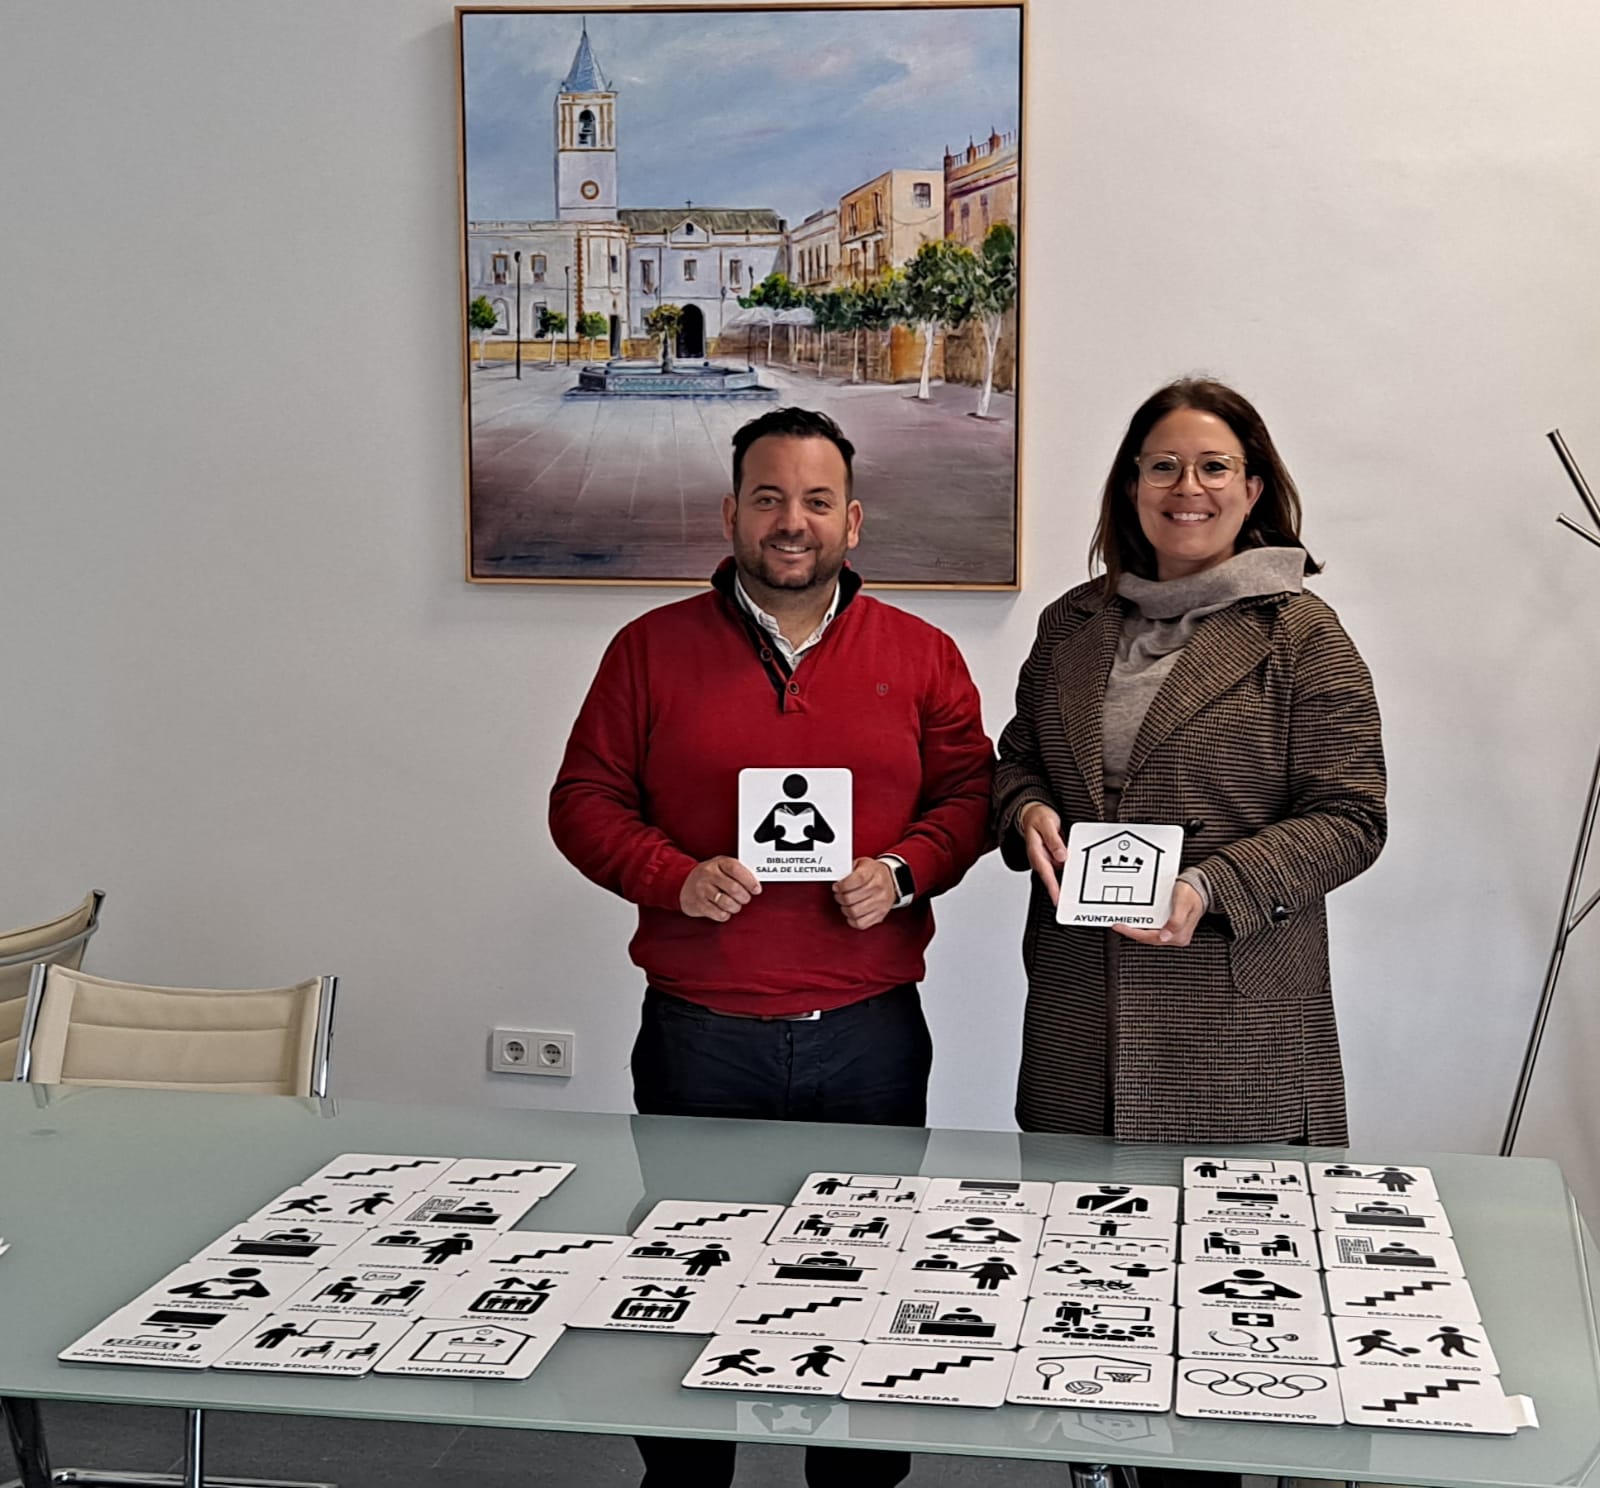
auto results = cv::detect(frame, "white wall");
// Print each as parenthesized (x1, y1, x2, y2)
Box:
(5, 2, 1600, 1209)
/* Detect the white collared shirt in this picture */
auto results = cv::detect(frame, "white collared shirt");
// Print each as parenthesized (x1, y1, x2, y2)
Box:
(732, 574, 842, 669)
(731, 572, 911, 908)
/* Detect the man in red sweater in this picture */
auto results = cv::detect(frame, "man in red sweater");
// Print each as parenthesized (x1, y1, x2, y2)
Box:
(550, 406, 992, 1488)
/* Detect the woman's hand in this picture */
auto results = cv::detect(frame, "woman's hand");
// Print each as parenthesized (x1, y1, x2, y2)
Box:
(1019, 802, 1067, 906)
(1114, 880, 1203, 947)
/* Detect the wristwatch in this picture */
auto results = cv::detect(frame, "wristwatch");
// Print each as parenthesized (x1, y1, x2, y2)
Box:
(879, 856, 916, 909)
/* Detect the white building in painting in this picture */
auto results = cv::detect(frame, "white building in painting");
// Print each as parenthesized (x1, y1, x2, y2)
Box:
(619, 209, 782, 356)
(466, 23, 784, 359)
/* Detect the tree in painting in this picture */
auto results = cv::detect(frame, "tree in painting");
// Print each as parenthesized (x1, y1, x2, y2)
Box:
(971, 224, 1018, 419)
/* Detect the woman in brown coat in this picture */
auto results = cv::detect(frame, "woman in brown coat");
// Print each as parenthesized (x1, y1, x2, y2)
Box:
(994, 379, 1386, 1143)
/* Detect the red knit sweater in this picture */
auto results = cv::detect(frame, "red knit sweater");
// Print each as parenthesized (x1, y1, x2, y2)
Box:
(549, 566, 994, 1014)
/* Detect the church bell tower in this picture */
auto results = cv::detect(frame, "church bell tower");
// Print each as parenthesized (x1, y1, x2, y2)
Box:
(554, 22, 617, 222)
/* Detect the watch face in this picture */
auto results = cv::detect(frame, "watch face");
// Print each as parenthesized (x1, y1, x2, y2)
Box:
(892, 862, 915, 901)
(580, 180, 600, 200)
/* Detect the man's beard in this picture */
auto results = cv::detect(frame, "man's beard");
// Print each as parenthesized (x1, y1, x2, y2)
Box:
(739, 538, 844, 593)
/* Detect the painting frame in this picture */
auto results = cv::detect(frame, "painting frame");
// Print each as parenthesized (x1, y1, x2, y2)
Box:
(457, 0, 1026, 589)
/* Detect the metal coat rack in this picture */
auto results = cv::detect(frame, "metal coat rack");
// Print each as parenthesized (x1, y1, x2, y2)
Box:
(1501, 430, 1600, 1155)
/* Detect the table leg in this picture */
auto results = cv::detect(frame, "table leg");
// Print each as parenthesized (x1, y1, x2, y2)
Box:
(1069, 1465, 1116, 1488)
(2, 1397, 54, 1488)
(181, 1412, 202, 1488)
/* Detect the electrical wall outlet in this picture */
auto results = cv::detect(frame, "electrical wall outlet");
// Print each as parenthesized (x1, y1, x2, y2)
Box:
(490, 1027, 575, 1077)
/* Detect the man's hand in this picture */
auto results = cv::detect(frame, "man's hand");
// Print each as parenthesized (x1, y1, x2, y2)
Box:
(680, 857, 761, 923)
(834, 857, 896, 931)
(1019, 802, 1067, 906)
(1113, 880, 1204, 947)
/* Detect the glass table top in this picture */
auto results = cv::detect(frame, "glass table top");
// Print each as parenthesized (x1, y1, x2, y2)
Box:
(0, 1083, 1595, 1488)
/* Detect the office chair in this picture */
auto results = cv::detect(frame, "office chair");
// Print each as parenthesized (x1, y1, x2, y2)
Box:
(0, 892, 105, 1078)
(6, 965, 337, 1488)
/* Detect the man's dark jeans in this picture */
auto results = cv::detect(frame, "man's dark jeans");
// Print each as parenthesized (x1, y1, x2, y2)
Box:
(631, 983, 931, 1488)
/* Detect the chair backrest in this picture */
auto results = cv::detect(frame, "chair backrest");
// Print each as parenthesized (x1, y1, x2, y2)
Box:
(0, 891, 104, 1076)
(14, 965, 336, 1098)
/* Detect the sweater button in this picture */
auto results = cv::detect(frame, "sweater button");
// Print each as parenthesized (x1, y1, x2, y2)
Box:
(759, 648, 773, 662)
(787, 681, 800, 695)
(1271, 903, 1292, 922)
(1184, 818, 1206, 834)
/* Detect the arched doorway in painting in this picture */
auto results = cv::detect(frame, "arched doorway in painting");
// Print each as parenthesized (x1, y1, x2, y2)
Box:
(676, 304, 705, 359)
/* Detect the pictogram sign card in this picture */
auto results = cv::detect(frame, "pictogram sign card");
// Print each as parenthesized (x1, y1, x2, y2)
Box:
(1180, 1191, 1315, 1229)
(429, 1267, 601, 1330)
(865, 1292, 1024, 1351)
(632, 1200, 785, 1244)
(1044, 1214, 1178, 1244)
(1315, 1196, 1452, 1236)
(131, 1261, 308, 1317)
(1338, 1362, 1536, 1434)
(1179, 1223, 1318, 1269)
(739, 768, 852, 881)
(1178, 1307, 1336, 1367)
(1019, 1298, 1175, 1354)
(1007, 1349, 1175, 1411)
(718, 1284, 878, 1340)
(888, 1249, 1029, 1301)
(214, 1313, 411, 1375)
(60, 1301, 261, 1369)
(1056, 823, 1184, 929)
(1332, 1315, 1498, 1375)
(1307, 1163, 1439, 1202)
(843, 1341, 1008, 1407)
(566, 1274, 742, 1335)
(919, 1177, 1053, 1216)
(1322, 1269, 1481, 1323)
(190, 1225, 358, 1270)
(1037, 1233, 1177, 1266)
(371, 1318, 563, 1380)
(1183, 1157, 1308, 1192)
(1177, 1264, 1325, 1317)
(335, 1226, 488, 1272)
(432, 1158, 574, 1203)
(248, 1185, 399, 1229)
(771, 1207, 911, 1250)
(610, 1235, 760, 1286)
(301, 1154, 457, 1194)
(747, 1245, 895, 1292)
(793, 1173, 927, 1210)
(684, 1334, 860, 1396)
(1027, 1251, 1176, 1306)
(385, 1187, 533, 1232)
(1318, 1229, 1465, 1277)
(1050, 1182, 1180, 1225)
(279, 1266, 452, 1320)
(477, 1231, 630, 1281)
(1175, 1359, 1344, 1426)
(903, 1211, 1042, 1254)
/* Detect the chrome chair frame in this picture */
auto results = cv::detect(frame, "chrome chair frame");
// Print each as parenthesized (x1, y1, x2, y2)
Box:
(3, 971, 338, 1488)
(0, 892, 105, 972)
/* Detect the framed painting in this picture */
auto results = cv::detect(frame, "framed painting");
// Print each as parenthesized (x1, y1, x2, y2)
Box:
(457, 2, 1024, 587)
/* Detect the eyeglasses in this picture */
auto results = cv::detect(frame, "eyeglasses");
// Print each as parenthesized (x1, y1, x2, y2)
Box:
(1134, 452, 1247, 490)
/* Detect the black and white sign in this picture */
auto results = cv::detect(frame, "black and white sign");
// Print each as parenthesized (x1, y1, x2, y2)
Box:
(739, 768, 852, 881)
(1056, 823, 1184, 929)
(372, 1318, 563, 1379)
(842, 1342, 1008, 1407)
(1175, 1359, 1344, 1426)
(684, 1334, 860, 1396)
(1006, 1349, 1174, 1411)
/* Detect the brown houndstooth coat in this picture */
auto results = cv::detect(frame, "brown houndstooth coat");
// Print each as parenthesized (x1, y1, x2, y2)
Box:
(993, 577, 1386, 1144)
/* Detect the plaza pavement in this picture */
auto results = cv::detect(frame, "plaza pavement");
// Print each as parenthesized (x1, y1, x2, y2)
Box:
(466, 357, 1017, 586)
